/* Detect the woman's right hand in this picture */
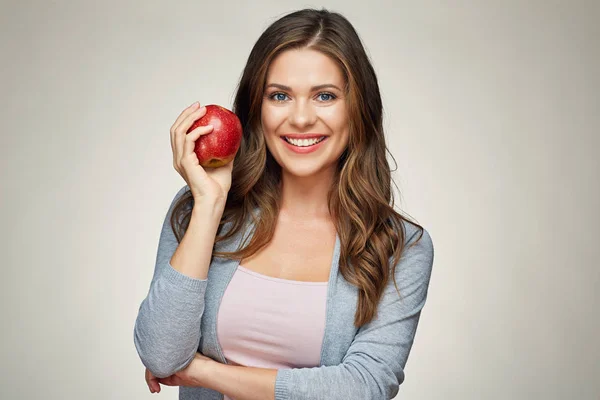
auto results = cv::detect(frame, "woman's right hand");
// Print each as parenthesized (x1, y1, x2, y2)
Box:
(170, 102, 234, 203)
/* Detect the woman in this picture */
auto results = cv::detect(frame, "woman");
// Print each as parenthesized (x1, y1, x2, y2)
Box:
(134, 8, 434, 400)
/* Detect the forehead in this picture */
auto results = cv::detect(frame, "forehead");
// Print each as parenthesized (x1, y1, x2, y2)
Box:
(266, 48, 344, 87)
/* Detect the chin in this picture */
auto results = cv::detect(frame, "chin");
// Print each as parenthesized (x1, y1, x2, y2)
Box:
(280, 160, 334, 179)
(283, 167, 319, 178)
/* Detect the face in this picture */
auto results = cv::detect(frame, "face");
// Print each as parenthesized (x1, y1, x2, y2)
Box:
(261, 48, 350, 180)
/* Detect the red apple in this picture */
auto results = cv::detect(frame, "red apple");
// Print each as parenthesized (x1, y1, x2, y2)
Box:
(186, 104, 243, 168)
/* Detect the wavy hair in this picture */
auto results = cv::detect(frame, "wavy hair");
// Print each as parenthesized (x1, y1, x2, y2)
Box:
(169, 8, 424, 327)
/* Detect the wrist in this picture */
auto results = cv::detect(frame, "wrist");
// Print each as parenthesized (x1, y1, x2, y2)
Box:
(192, 197, 226, 219)
(193, 358, 218, 389)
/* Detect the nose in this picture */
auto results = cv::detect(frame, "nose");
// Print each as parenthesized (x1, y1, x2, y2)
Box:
(289, 98, 317, 129)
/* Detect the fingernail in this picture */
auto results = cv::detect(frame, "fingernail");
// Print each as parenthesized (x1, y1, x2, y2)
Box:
(190, 101, 199, 108)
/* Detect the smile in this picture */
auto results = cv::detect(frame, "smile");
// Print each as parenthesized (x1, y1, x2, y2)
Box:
(280, 136, 328, 154)
(283, 136, 327, 147)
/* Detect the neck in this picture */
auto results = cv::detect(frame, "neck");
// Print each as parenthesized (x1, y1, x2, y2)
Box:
(279, 167, 336, 221)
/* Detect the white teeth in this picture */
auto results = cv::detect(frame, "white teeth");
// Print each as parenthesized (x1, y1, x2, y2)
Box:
(284, 137, 326, 147)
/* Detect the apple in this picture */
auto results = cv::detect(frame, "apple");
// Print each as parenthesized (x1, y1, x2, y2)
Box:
(186, 104, 243, 168)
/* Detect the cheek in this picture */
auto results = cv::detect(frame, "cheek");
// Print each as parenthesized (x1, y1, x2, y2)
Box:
(321, 106, 349, 133)
(260, 108, 279, 151)
(261, 104, 286, 133)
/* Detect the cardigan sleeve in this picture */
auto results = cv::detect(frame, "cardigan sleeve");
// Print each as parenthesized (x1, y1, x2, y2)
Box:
(133, 185, 209, 378)
(274, 226, 434, 400)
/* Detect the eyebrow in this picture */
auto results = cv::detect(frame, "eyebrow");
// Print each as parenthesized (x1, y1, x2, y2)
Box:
(265, 83, 343, 92)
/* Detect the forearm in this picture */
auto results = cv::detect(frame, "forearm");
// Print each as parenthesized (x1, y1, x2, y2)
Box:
(199, 362, 277, 400)
(170, 198, 225, 280)
(134, 196, 224, 377)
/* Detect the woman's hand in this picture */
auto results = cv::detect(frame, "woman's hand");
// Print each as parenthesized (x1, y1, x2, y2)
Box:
(170, 102, 234, 203)
(145, 352, 215, 393)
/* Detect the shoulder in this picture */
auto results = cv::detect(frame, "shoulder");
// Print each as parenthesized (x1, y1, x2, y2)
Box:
(393, 218, 434, 280)
(173, 184, 191, 202)
(400, 218, 433, 252)
(165, 185, 193, 214)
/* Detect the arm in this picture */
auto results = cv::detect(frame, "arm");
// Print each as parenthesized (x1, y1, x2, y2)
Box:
(189, 227, 433, 400)
(192, 227, 434, 400)
(198, 362, 278, 400)
(133, 186, 224, 378)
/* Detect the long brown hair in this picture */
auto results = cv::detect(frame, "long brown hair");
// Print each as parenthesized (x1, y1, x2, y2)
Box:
(170, 8, 424, 327)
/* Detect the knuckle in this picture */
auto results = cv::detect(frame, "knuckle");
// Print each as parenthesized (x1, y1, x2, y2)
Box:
(186, 132, 198, 141)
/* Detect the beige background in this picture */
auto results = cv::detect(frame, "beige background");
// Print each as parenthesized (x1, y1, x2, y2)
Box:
(1, 0, 598, 399)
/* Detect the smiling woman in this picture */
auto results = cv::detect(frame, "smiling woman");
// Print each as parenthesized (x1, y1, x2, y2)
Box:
(134, 7, 434, 400)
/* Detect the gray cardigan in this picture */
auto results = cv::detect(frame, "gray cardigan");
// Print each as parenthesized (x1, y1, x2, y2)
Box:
(134, 186, 434, 400)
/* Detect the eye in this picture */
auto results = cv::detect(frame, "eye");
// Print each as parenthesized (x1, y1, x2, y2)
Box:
(269, 92, 289, 102)
(317, 92, 336, 102)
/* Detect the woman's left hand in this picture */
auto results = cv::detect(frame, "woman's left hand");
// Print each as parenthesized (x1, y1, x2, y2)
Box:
(145, 352, 215, 393)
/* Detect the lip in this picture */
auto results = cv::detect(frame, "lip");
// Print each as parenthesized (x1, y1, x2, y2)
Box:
(280, 133, 327, 139)
(281, 136, 328, 154)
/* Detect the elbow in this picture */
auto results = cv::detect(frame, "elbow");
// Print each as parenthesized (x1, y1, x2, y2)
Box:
(133, 323, 195, 378)
(141, 356, 192, 380)
(344, 358, 403, 400)
(133, 327, 170, 378)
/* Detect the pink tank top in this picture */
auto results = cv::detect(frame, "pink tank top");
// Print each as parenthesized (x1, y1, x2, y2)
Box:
(217, 264, 329, 400)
